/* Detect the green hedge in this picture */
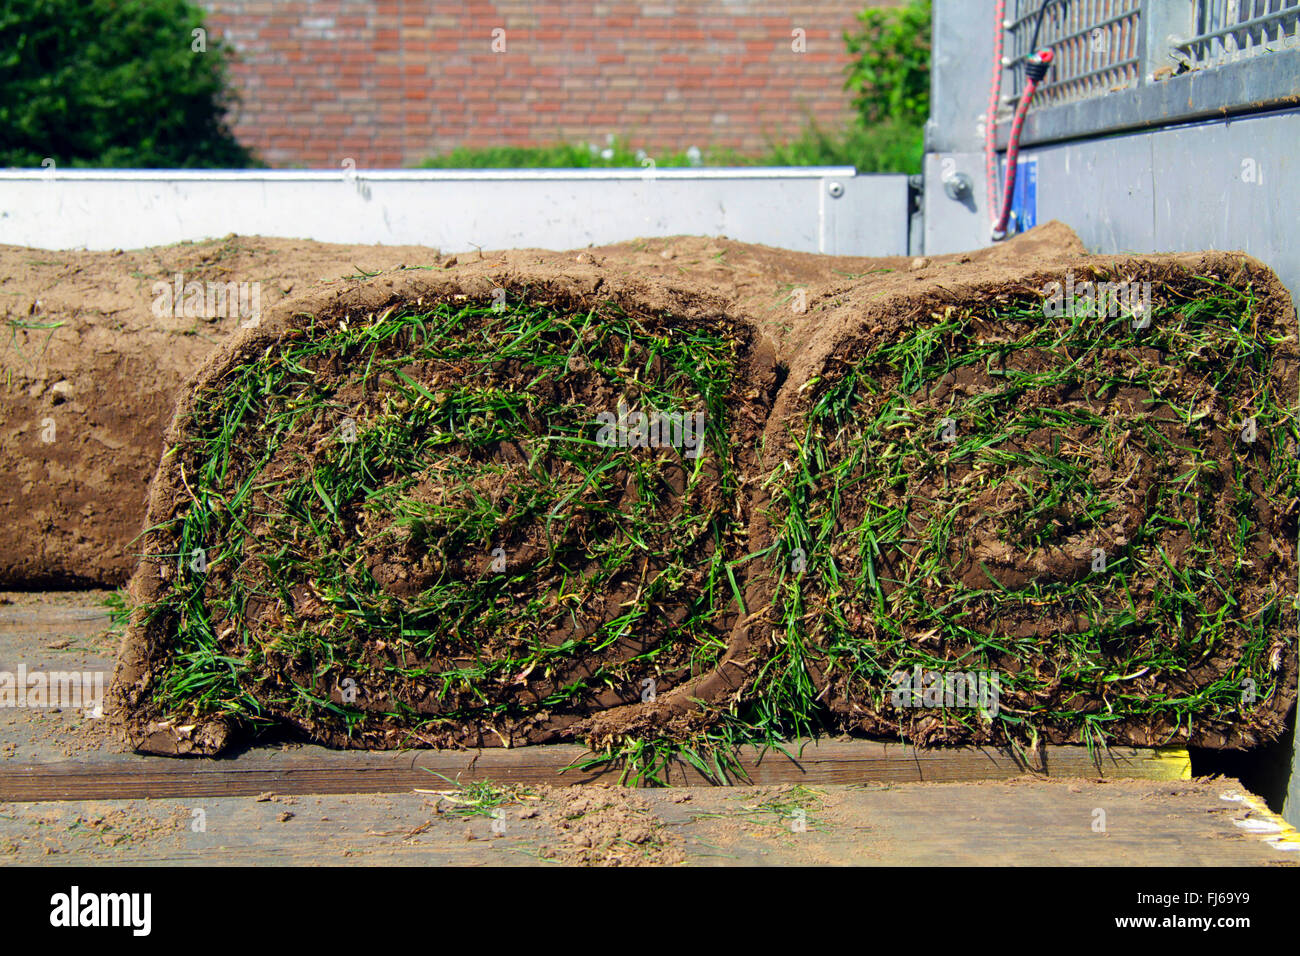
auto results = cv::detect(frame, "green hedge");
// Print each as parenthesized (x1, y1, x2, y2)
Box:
(0, 0, 256, 168)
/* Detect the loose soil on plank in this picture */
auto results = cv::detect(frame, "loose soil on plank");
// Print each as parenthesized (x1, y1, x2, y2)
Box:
(2, 779, 1293, 866)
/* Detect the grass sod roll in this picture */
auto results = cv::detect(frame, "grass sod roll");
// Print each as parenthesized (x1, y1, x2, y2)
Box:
(753, 257, 1298, 752)
(113, 275, 778, 754)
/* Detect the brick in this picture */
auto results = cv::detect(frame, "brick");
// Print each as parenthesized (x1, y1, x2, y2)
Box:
(194, 0, 884, 167)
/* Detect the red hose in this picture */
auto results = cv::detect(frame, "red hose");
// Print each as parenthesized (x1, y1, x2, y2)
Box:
(992, 49, 1053, 241)
(985, 0, 1006, 231)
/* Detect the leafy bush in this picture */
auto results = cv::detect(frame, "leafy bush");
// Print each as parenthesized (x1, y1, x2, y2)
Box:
(423, 138, 679, 169)
(419, 123, 922, 176)
(844, 0, 932, 125)
(773, 0, 932, 175)
(761, 116, 924, 174)
(0, 0, 256, 168)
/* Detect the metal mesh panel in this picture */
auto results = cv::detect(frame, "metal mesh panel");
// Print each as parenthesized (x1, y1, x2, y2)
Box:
(1004, 0, 1143, 111)
(974, 2, 1300, 150)
(1177, 0, 1300, 66)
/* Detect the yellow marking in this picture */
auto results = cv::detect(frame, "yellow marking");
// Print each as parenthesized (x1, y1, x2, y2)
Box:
(1150, 746, 1192, 780)
(1220, 790, 1300, 853)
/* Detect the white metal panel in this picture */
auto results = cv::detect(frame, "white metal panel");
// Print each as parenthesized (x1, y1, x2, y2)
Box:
(0, 168, 909, 257)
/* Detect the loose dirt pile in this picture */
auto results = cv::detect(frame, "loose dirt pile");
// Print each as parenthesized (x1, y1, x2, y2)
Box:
(0, 226, 1084, 587)
(530, 784, 685, 865)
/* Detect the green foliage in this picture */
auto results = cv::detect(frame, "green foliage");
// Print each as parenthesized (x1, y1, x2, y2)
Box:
(843, 0, 932, 125)
(0, 0, 256, 168)
(761, 115, 924, 175)
(419, 121, 923, 176)
(420, 136, 732, 170)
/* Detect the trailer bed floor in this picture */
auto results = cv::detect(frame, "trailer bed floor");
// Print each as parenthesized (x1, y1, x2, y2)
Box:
(2, 591, 1296, 866)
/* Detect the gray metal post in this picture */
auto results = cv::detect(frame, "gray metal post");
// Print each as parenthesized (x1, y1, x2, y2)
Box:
(1141, 0, 1198, 81)
(924, 0, 997, 253)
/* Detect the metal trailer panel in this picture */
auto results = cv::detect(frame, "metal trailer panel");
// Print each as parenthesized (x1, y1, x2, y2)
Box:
(1147, 111, 1299, 280)
(0, 168, 909, 258)
(923, 150, 990, 253)
(1178, 0, 1300, 69)
(1001, 47, 1300, 148)
(927, 0, 995, 154)
(927, 108, 1300, 321)
(994, 0, 1300, 148)
(926, 2, 1299, 299)
(1004, 0, 1144, 109)
(1018, 125, 1163, 255)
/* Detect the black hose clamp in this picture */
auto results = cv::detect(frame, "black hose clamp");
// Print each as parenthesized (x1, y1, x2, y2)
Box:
(1025, 49, 1054, 83)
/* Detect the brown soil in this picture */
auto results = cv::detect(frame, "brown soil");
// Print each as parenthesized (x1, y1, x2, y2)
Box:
(0, 237, 443, 587)
(528, 784, 685, 865)
(0, 224, 1085, 587)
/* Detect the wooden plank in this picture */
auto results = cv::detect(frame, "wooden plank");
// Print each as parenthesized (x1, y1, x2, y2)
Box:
(2, 777, 1289, 867)
(736, 739, 1190, 785)
(0, 739, 1189, 802)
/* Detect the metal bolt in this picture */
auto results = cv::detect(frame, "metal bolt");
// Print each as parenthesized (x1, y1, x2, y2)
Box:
(827, 181, 844, 198)
(943, 171, 973, 201)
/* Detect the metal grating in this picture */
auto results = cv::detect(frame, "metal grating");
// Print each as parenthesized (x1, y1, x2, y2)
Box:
(1004, 0, 1143, 112)
(1176, 0, 1300, 66)
(988, 1, 1300, 141)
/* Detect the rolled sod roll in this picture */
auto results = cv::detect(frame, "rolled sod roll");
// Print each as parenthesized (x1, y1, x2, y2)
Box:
(112, 268, 779, 754)
(747, 253, 1298, 751)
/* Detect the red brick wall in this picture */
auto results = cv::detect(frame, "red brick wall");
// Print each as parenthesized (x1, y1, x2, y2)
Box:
(200, 1, 898, 168)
